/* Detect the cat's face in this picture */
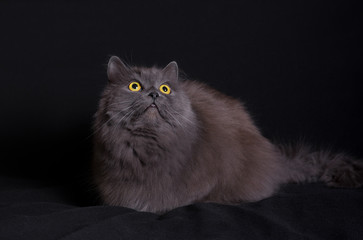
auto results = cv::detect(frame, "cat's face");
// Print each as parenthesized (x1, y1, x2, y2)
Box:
(103, 57, 193, 131)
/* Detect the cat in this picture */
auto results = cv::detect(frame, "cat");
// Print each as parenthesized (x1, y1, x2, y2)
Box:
(92, 56, 363, 213)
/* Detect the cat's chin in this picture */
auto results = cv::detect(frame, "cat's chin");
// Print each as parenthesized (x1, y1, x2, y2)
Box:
(142, 104, 162, 121)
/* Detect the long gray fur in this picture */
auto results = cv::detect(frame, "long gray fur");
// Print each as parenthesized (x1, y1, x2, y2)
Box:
(92, 56, 363, 213)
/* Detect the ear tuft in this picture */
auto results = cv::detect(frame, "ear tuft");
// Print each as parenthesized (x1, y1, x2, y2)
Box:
(107, 56, 131, 82)
(162, 61, 179, 82)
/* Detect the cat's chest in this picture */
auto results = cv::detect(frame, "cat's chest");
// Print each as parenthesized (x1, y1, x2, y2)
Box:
(119, 129, 168, 167)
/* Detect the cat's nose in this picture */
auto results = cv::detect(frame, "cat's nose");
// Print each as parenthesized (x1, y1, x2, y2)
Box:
(148, 92, 159, 100)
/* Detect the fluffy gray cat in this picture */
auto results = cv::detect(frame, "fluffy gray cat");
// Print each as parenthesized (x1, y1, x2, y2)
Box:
(92, 56, 363, 213)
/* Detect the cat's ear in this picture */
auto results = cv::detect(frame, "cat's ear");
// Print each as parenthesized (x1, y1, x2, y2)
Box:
(162, 61, 179, 82)
(107, 56, 131, 83)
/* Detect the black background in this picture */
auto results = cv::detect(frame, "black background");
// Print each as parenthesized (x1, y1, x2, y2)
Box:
(0, 1, 362, 184)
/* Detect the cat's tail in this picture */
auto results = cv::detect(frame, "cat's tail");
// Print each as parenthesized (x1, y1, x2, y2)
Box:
(277, 143, 363, 188)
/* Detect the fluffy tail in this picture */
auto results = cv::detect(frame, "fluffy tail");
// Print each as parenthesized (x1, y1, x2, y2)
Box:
(278, 144, 363, 188)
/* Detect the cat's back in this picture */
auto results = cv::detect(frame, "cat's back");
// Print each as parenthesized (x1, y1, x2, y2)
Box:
(180, 80, 283, 202)
(181, 80, 256, 132)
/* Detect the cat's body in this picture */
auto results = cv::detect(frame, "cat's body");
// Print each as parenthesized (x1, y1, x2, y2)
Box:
(92, 56, 363, 213)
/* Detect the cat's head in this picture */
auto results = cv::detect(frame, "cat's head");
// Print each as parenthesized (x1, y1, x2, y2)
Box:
(101, 56, 195, 132)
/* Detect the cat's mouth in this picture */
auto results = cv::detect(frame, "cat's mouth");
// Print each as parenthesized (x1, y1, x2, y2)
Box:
(144, 103, 161, 115)
(141, 103, 170, 123)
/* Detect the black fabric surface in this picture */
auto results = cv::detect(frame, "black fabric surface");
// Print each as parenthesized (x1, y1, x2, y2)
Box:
(1, 176, 363, 240)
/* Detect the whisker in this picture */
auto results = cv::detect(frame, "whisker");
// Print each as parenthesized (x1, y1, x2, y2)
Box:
(116, 109, 137, 127)
(86, 113, 120, 139)
(169, 110, 196, 126)
(163, 108, 196, 137)
(164, 109, 183, 128)
(107, 101, 134, 107)
(87, 104, 137, 139)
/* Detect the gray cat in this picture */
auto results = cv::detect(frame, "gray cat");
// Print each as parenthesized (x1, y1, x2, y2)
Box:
(92, 56, 363, 213)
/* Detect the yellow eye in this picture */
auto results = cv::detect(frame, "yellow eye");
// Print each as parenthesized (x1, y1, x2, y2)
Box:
(128, 82, 141, 92)
(159, 84, 171, 94)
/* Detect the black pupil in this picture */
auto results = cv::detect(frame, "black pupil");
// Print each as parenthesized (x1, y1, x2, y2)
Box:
(162, 86, 168, 92)
(132, 83, 138, 89)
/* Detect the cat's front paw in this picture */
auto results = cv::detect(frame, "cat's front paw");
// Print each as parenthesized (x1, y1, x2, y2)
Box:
(321, 157, 363, 188)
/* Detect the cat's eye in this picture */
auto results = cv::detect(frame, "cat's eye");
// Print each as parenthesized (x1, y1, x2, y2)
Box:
(159, 84, 171, 94)
(128, 82, 142, 92)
